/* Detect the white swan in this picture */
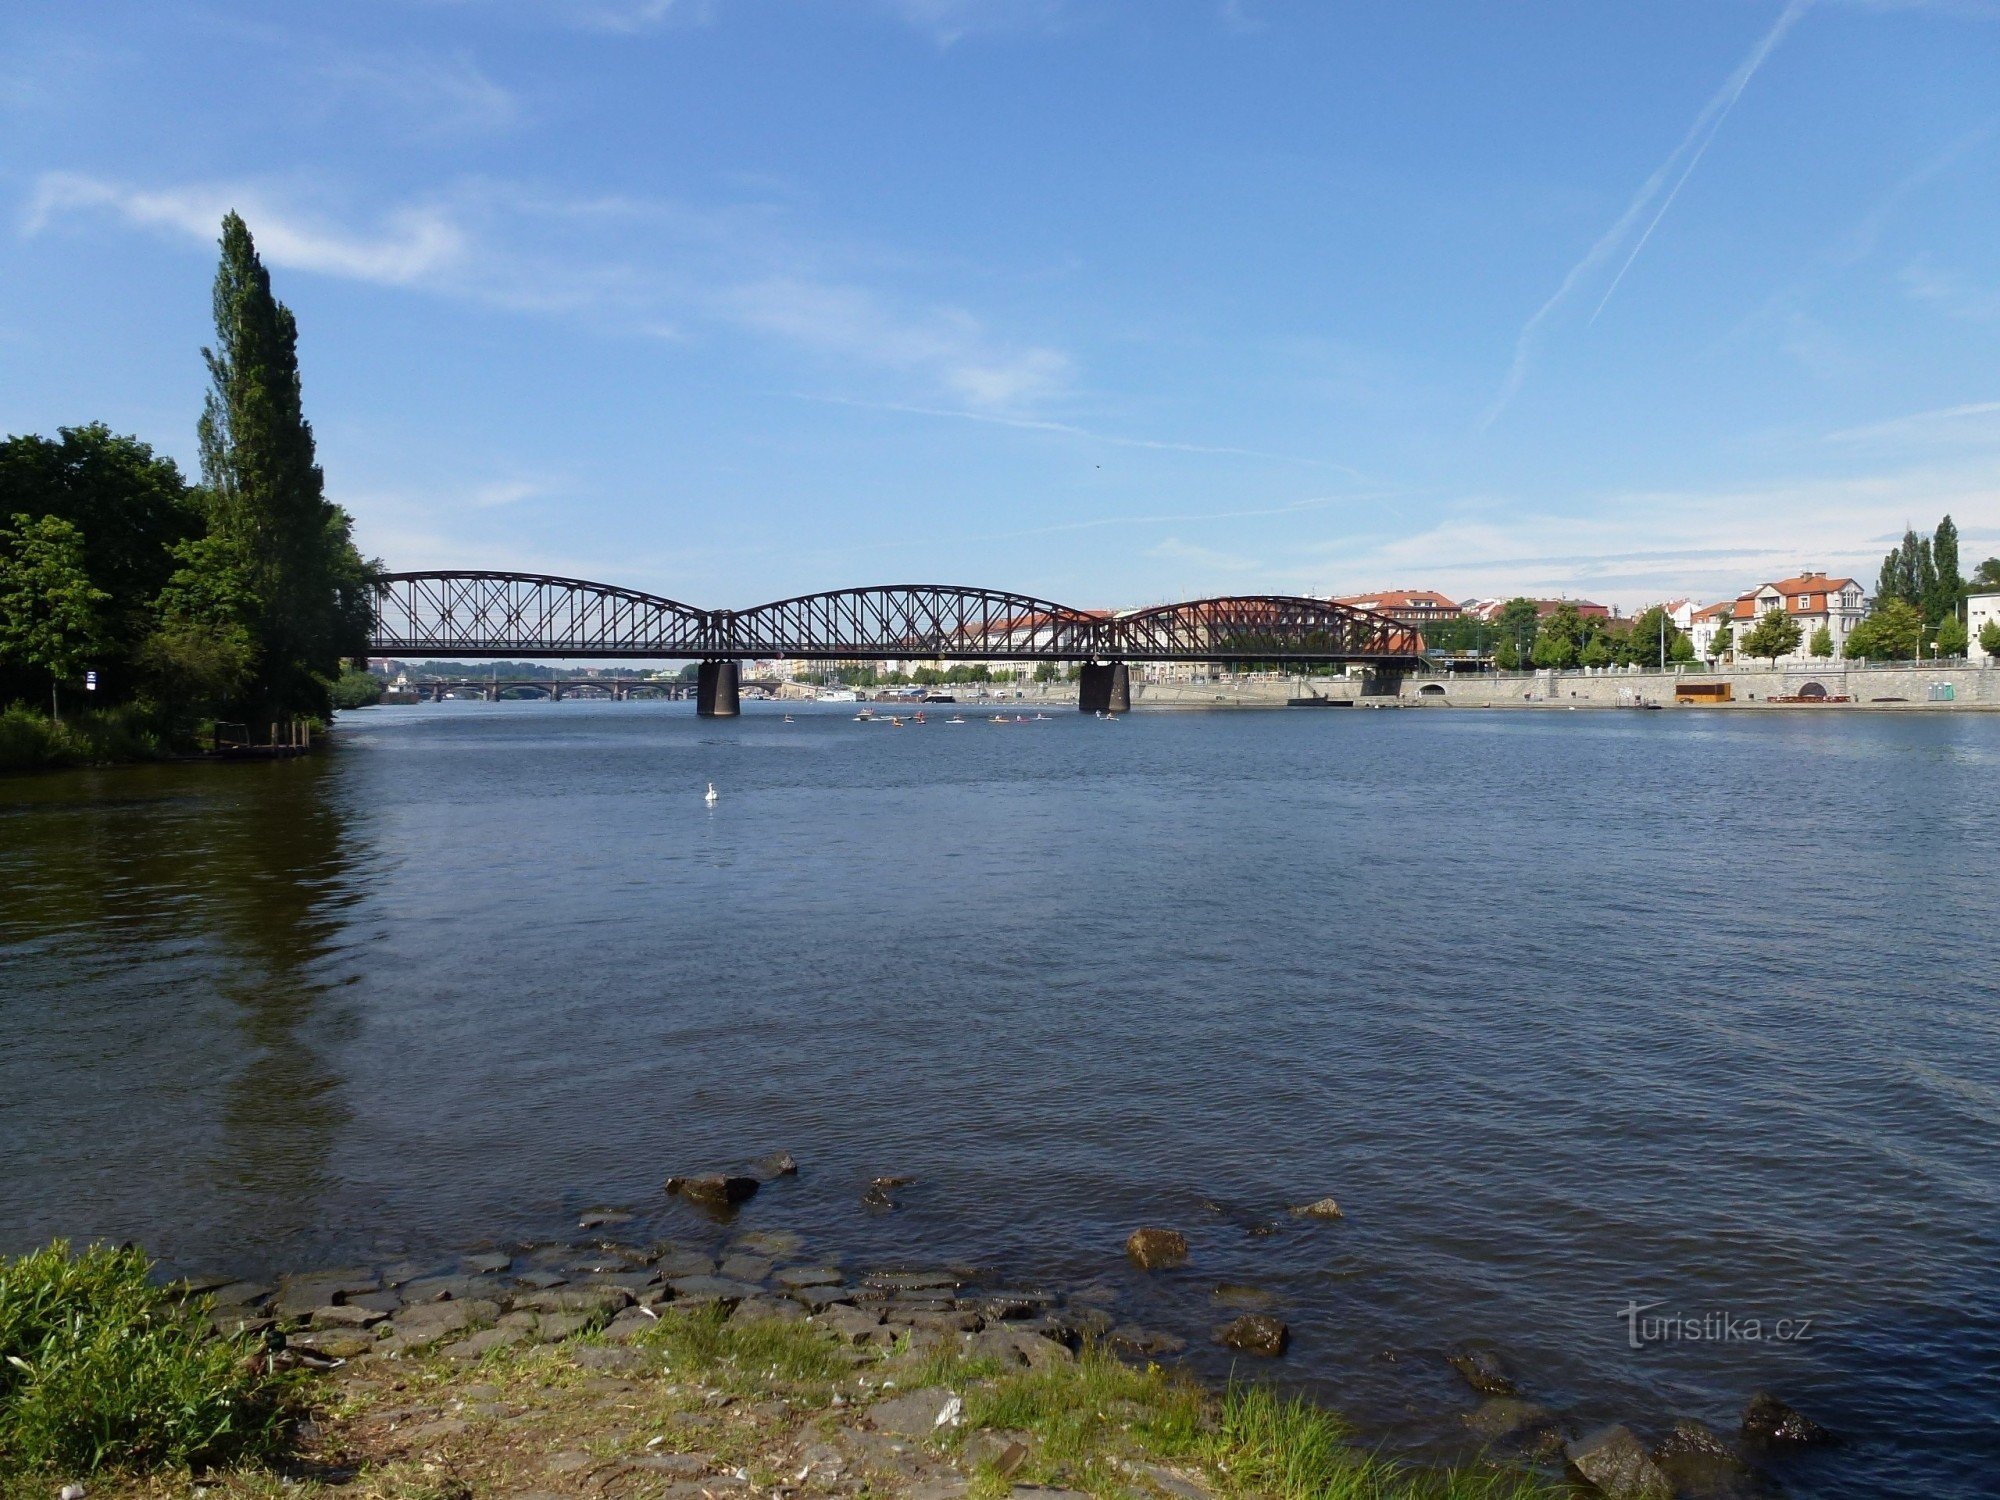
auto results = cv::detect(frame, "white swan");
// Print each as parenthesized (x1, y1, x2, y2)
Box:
(704, 781, 718, 805)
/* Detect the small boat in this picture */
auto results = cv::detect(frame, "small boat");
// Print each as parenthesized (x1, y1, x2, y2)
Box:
(1033, 713, 1049, 721)
(912, 711, 926, 724)
(947, 714, 966, 724)
(854, 707, 876, 722)
(782, 713, 794, 722)
(989, 715, 1008, 723)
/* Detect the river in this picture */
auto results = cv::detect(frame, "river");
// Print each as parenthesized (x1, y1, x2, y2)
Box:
(3, 700, 1997, 1495)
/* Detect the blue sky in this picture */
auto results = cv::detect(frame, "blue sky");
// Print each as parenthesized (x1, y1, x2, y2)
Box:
(4, 0, 1999, 611)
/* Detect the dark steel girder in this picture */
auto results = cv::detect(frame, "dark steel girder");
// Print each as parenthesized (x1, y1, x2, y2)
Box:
(369, 574, 1425, 665)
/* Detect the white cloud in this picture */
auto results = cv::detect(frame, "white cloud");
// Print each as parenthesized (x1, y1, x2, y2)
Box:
(1901, 257, 2000, 319)
(1826, 399, 2000, 445)
(24, 172, 1071, 412)
(874, 0, 1067, 45)
(320, 51, 519, 135)
(25, 173, 467, 286)
(1482, 0, 1813, 428)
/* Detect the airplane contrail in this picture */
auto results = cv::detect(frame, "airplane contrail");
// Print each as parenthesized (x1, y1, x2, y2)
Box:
(1480, 0, 1813, 429)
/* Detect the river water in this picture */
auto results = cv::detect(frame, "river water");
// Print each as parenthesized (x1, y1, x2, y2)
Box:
(3, 701, 1998, 1495)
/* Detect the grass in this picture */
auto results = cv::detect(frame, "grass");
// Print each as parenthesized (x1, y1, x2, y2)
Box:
(31, 1284, 1559, 1500)
(0, 1242, 296, 1485)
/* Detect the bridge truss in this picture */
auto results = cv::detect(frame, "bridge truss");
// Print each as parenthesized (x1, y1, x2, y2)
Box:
(370, 573, 1424, 666)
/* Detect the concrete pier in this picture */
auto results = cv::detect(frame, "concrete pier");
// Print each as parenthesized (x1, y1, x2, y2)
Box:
(696, 659, 741, 717)
(1078, 661, 1131, 714)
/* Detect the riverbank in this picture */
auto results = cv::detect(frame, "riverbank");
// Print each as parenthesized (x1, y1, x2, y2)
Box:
(0, 702, 182, 773)
(18, 1179, 1847, 1500)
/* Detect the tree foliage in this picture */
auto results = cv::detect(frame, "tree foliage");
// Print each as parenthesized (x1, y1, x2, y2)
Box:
(1741, 608, 1803, 665)
(1809, 623, 1833, 659)
(0, 514, 110, 716)
(1981, 620, 2000, 657)
(199, 212, 375, 720)
(1935, 614, 1968, 658)
(1845, 598, 1924, 660)
(1530, 603, 1582, 668)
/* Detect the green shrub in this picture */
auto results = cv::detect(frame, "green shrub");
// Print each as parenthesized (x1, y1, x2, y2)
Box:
(0, 1242, 294, 1480)
(0, 702, 177, 773)
(330, 668, 383, 710)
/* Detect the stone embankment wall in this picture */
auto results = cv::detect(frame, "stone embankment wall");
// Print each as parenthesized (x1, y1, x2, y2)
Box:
(1400, 661, 2000, 709)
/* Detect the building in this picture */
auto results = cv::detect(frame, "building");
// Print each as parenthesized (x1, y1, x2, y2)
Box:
(1721, 572, 1866, 662)
(1653, 599, 1697, 633)
(1688, 602, 1734, 661)
(1332, 589, 1462, 626)
(1969, 591, 2000, 661)
(1461, 597, 1613, 623)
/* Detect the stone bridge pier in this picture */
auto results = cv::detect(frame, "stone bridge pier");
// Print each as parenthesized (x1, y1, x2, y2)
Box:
(696, 660, 741, 717)
(1078, 661, 1131, 714)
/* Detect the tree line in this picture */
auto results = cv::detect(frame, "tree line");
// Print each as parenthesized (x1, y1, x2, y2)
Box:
(0, 215, 374, 751)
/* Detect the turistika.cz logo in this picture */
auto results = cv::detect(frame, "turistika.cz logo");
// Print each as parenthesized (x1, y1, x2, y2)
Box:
(1620, 1301, 1816, 1349)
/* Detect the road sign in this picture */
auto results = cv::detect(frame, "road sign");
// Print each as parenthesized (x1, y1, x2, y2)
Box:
(84, 670, 97, 692)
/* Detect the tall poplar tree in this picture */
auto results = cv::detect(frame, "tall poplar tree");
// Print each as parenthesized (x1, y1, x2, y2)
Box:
(1929, 514, 1962, 629)
(198, 213, 373, 720)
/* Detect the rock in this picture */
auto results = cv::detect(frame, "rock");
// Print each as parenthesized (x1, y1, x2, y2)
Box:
(464, 1252, 513, 1274)
(578, 1209, 634, 1229)
(899, 1308, 983, 1335)
(863, 1175, 915, 1209)
(1741, 1392, 1833, 1445)
(1565, 1426, 1674, 1500)
(1652, 1420, 1752, 1494)
(442, 1326, 529, 1360)
(59, 1485, 86, 1500)
(665, 1174, 759, 1208)
(344, 1289, 404, 1313)
(813, 1303, 885, 1344)
(975, 1292, 1051, 1321)
(516, 1270, 567, 1289)
(775, 1266, 843, 1289)
(666, 1275, 762, 1306)
(572, 1343, 647, 1372)
(1112, 1458, 1215, 1499)
(653, 1250, 718, 1278)
(731, 1229, 805, 1257)
(964, 1431, 1030, 1477)
(1006, 1488, 1091, 1500)
(1213, 1313, 1289, 1356)
(272, 1273, 379, 1320)
(868, 1386, 962, 1438)
(1446, 1344, 1518, 1396)
(207, 1280, 274, 1307)
(1107, 1324, 1188, 1356)
(750, 1150, 799, 1179)
(309, 1304, 387, 1329)
(291, 1329, 377, 1360)
(865, 1269, 961, 1291)
(602, 1308, 660, 1343)
(787, 1283, 857, 1312)
(717, 1253, 773, 1282)
(626, 1451, 709, 1476)
(730, 1296, 806, 1325)
(1463, 1398, 1565, 1457)
(1288, 1196, 1343, 1219)
(1125, 1228, 1188, 1270)
(516, 1285, 632, 1316)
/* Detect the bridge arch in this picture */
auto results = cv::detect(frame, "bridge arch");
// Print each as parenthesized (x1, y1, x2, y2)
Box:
(720, 584, 1101, 661)
(371, 572, 712, 659)
(1105, 595, 1422, 663)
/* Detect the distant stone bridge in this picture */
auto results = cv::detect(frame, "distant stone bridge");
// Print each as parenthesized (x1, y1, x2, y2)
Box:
(370, 572, 1425, 715)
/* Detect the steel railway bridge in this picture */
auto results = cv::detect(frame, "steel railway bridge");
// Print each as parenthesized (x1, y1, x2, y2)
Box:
(370, 572, 1426, 716)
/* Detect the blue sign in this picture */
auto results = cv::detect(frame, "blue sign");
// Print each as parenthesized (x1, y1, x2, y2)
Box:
(84, 670, 97, 691)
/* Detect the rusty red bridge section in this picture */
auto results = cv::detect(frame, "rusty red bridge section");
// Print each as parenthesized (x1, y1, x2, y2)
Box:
(370, 572, 1425, 714)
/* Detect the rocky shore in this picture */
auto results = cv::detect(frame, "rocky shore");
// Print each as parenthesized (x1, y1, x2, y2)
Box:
(95, 1161, 1837, 1500)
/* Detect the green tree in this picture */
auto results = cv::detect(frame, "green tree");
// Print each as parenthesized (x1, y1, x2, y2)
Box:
(199, 213, 375, 721)
(139, 533, 261, 718)
(1494, 635, 1520, 670)
(1580, 632, 1612, 667)
(1930, 515, 1963, 628)
(1936, 614, 1968, 658)
(1668, 632, 1696, 664)
(1710, 622, 1733, 661)
(1530, 603, 1582, 669)
(1809, 623, 1833, 658)
(1970, 557, 2000, 592)
(0, 425, 200, 703)
(1741, 608, 1803, 665)
(1879, 527, 1934, 609)
(0, 513, 110, 718)
(1623, 605, 1686, 668)
(1494, 598, 1539, 665)
(1981, 620, 2000, 657)
(1033, 661, 1060, 683)
(1845, 598, 1924, 660)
